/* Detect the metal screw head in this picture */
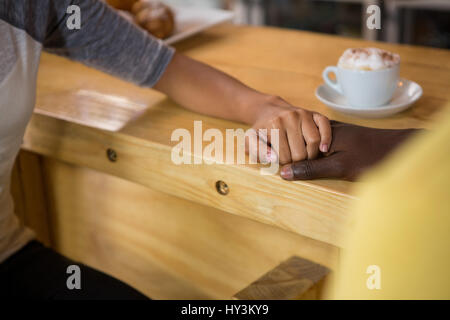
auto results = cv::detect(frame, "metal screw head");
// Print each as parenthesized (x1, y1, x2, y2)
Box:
(106, 148, 117, 162)
(215, 180, 229, 195)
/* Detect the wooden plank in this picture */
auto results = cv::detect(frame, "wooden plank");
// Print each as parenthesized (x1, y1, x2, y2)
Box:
(23, 113, 352, 247)
(175, 25, 450, 75)
(233, 256, 330, 300)
(175, 25, 450, 128)
(42, 158, 339, 299)
(25, 24, 450, 249)
(11, 162, 26, 222)
(10, 151, 51, 245)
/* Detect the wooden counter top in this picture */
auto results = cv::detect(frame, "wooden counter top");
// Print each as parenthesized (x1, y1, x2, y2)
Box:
(23, 24, 450, 248)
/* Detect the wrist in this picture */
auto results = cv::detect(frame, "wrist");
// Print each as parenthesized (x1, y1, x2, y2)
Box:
(237, 92, 289, 125)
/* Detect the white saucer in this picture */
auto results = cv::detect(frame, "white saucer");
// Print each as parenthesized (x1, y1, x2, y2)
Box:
(315, 78, 423, 118)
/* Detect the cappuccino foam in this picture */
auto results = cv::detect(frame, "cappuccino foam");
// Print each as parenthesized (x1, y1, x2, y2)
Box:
(338, 48, 400, 71)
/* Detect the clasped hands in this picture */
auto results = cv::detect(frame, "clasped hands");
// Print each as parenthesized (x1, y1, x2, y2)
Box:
(248, 96, 417, 181)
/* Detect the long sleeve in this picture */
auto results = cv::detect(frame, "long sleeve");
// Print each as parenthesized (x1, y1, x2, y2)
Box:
(0, 0, 175, 87)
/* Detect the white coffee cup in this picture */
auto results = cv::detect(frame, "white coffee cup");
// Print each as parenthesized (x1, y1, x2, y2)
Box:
(322, 64, 399, 108)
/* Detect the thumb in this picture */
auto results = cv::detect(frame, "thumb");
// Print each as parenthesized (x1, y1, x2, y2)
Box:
(280, 153, 345, 180)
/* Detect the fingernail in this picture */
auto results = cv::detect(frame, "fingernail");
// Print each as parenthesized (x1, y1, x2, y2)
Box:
(320, 143, 328, 153)
(281, 166, 293, 180)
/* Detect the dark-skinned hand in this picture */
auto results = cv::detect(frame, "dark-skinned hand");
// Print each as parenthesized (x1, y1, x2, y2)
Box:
(280, 121, 420, 181)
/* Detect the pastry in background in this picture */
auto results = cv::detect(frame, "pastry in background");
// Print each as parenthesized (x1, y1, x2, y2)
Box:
(106, 0, 137, 12)
(131, 0, 175, 39)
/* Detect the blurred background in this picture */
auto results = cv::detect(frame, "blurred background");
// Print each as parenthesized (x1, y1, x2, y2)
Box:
(164, 0, 450, 49)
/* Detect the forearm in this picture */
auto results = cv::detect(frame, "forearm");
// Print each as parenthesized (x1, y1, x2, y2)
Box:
(26, 0, 331, 164)
(36, 0, 276, 125)
(43, 0, 174, 88)
(154, 53, 278, 125)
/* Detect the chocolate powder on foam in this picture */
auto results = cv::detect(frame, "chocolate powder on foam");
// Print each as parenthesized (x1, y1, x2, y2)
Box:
(381, 51, 397, 63)
(341, 48, 400, 70)
(350, 48, 396, 61)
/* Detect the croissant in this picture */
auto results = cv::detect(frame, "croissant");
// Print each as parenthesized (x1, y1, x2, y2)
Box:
(106, 0, 137, 12)
(131, 0, 175, 39)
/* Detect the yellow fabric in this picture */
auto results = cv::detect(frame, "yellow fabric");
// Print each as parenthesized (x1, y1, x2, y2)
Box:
(330, 107, 450, 299)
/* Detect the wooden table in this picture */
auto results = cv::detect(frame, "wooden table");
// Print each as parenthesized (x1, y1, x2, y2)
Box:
(12, 24, 450, 299)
